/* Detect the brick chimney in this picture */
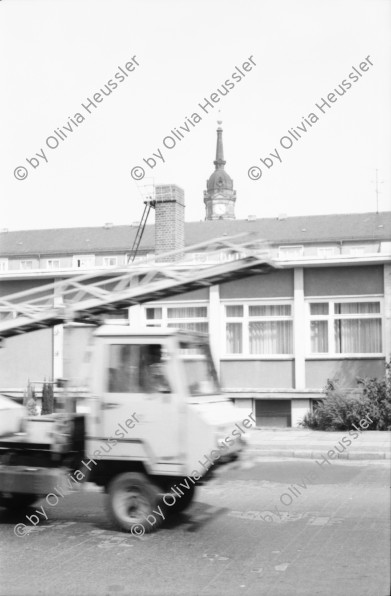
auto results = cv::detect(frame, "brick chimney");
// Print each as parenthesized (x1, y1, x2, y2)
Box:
(155, 185, 185, 262)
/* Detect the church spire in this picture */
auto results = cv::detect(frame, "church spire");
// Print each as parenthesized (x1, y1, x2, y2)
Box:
(214, 121, 226, 169)
(203, 120, 236, 221)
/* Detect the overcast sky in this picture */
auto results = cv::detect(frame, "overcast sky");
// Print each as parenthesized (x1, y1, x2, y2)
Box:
(1, 0, 390, 231)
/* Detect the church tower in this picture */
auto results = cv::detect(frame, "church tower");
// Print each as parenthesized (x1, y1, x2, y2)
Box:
(204, 121, 236, 220)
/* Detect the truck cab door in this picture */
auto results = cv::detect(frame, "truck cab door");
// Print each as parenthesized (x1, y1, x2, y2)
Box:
(97, 342, 181, 462)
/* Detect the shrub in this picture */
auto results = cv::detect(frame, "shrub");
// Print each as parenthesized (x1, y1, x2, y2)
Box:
(301, 361, 391, 431)
(356, 360, 391, 430)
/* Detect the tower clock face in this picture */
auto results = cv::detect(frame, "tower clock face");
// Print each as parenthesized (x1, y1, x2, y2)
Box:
(215, 203, 226, 216)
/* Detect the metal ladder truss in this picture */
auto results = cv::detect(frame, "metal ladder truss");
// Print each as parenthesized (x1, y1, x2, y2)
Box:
(0, 234, 276, 341)
(128, 200, 155, 263)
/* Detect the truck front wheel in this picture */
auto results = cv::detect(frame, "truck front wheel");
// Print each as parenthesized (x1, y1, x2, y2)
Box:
(107, 472, 162, 534)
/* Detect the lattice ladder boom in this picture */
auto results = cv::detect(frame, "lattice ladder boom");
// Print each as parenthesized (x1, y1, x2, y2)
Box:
(0, 235, 275, 341)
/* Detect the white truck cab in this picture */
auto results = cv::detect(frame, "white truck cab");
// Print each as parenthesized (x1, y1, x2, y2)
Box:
(0, 326, 254, 533)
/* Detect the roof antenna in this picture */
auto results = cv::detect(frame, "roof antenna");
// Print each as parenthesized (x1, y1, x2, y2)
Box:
(371, 169, 384, 214)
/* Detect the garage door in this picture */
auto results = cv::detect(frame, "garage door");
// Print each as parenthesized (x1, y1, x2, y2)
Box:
(255, 399, 291, 428)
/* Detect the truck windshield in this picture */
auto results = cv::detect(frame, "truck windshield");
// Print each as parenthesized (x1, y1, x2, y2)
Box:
(179, 341, 221, 399)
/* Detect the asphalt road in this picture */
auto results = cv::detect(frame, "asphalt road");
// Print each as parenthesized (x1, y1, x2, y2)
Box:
(0, 456, 390, 596)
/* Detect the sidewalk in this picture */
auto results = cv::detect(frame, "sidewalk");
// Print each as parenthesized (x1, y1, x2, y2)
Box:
(247, 428, 391, 460)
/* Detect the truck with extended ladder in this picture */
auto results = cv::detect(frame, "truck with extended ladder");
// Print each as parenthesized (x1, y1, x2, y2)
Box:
(0, 236, 276, 533)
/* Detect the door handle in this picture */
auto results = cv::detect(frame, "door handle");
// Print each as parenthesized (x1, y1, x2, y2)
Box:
(102, 402, 121, 410)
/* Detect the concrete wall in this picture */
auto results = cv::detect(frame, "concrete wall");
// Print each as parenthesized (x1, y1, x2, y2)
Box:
(161, 288, 209, 301)
(220, 269, 294, 299)
(220, 359, 294, 389)
(304, 266, 383, 296)
(0, 278, 55, 297)
(291, 398, 311, 427)
(305, 358, 385, 388)
(232, 398, 253, 414)
(0, 329, 53, 387)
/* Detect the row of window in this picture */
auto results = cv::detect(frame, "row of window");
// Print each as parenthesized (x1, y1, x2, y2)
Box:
(278, 245, 372, 258)
(0, 299, 383, 357)
(0, 244, 378, 272)
(0, 256, 119, 271)
(144, 300, 383, 356)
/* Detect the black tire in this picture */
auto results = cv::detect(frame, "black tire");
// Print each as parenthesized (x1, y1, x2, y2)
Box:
(106, 472, 162, 534)
(167, 482, 196, 514)
(0, 493, 39, 511)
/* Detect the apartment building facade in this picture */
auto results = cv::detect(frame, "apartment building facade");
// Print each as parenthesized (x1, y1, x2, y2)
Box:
(1, 206, 390, 427)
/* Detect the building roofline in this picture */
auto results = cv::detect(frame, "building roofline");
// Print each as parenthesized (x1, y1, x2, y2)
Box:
(2, 210, 390, 235)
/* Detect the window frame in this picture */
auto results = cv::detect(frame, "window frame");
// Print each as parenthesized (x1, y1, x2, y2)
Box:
(105, 342, 172, 394)
(143, 302, 209, 334)
(222, 299, 294, 359)
(46, 259, 61, 270)
(306, 296, 384, 358)
(103, 256, 118, 268)
(278, 245, 304, 259)
(20, 260, 34, 270)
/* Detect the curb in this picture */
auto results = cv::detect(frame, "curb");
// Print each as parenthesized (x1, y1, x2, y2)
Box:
(246, 448, 390, 460)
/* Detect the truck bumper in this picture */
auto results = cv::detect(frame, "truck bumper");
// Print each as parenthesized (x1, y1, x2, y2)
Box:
(198, 438, 247, 484)
(0, 465, 69, 496)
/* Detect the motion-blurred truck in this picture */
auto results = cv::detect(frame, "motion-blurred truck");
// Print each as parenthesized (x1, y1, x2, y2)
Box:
(0, 236, 273, 532)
